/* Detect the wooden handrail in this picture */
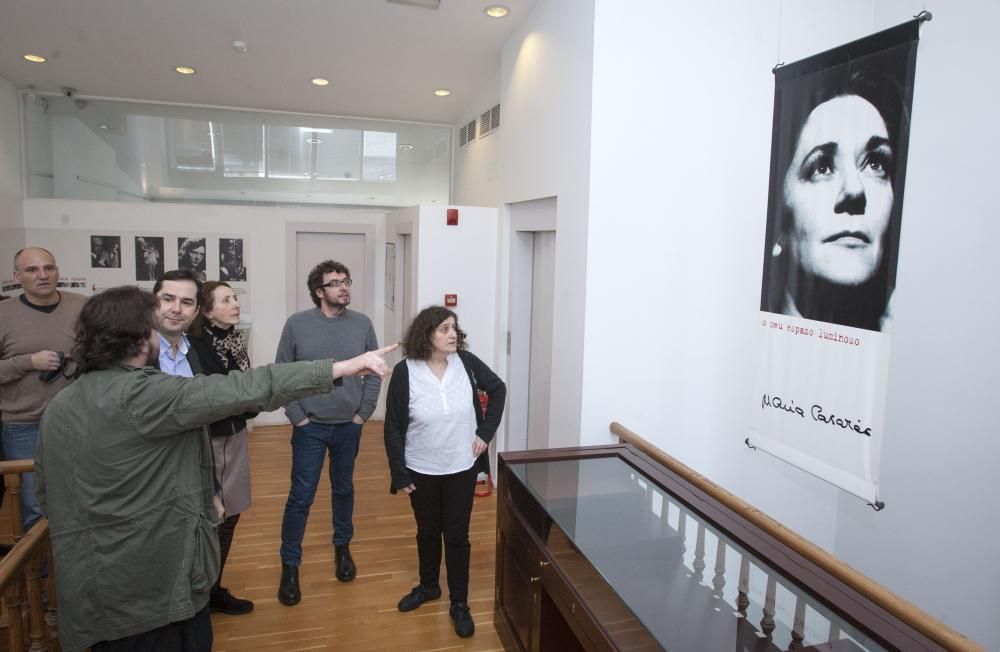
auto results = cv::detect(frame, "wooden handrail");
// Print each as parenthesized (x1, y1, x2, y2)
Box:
(0, 460, 35, 476)
(610, 421, 982, 652)
(0, 519, 48, 593)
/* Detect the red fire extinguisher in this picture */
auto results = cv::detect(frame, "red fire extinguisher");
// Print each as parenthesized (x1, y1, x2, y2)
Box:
(474, 391, 492, 497)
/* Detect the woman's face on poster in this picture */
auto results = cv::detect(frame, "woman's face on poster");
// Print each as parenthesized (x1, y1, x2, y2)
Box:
(782, 94, 894, 286)
(189, 245, 205, 267)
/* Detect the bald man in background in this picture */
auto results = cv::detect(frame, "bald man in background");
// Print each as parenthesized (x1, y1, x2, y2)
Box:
(0, 247, 86, 530)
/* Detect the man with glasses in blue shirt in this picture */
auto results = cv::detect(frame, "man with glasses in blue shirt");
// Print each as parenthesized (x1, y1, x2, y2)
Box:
(274, 260, 381, 606)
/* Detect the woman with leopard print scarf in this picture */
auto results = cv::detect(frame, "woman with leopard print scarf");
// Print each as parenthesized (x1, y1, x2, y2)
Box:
(190, 281, 255, 617)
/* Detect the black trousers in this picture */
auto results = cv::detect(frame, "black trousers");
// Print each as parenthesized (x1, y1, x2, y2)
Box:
(408, 465, 478, 604)
(92, 604, 212, 651)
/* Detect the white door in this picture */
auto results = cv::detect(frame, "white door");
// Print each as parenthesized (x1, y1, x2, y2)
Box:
(294, 232, 367, 314)
(526, 230, 556, 450)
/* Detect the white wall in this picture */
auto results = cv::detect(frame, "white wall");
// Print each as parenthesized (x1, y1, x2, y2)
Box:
(23, 199, 388, 423)
(579, 0, 998, 647)
(0, 75, 25, 274)
(414, 205, 498, 365)
(497, 0, 595, 447)
(452, 70, 500, 207)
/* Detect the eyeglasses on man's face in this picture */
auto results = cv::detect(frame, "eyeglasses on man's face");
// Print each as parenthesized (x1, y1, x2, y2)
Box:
(321, 278, 353, 289)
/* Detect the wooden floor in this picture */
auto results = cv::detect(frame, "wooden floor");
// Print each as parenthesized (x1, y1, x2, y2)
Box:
(210, 422, 504, 652)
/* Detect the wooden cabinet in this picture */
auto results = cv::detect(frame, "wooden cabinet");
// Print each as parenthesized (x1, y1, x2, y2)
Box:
(494, 446, 957, 652)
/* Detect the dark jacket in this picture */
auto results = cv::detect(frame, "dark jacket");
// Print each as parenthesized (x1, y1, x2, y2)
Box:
(384, 350, 506, 493)
(189, 330, 258, 437)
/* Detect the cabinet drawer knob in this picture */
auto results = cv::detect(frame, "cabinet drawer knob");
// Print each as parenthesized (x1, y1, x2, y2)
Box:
(539, 561, 550, 568)
(529, 576, 542, 584)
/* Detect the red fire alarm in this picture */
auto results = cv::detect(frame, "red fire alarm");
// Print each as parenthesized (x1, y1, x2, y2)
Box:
(446, 208, 459, 225)
(444, 294, 458, 307)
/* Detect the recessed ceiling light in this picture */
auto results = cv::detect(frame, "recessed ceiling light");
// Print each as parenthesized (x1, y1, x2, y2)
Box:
(175, 66, 196, 75)
(433, 89, 451, 97)
(311, 78, 330, 87)
(99, 123, 111, 130)
(398, 143, 414, 150)
(23, 54, 47, 63)
(485, 5, 509, 18)
(306, 138, 322, 144)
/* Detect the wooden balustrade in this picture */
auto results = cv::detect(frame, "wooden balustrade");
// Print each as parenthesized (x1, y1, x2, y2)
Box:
(611, 421, 982, 652)
(0, 460, 59, 652)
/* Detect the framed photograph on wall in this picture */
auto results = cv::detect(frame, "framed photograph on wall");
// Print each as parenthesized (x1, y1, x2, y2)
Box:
(385, 242, 396, 310)
(135, 236, 164, 281)
(219, 238, 246, 282)
(90, 235, 121, 269)
(178, 237, 207, 282)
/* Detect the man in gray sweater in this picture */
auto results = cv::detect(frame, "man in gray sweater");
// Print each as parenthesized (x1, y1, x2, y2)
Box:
(275, 260, 381, 605)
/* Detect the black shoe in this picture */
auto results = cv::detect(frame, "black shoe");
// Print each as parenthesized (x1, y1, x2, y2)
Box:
(450, 602, 475, 638)
(334, 544, 356, 582)
(210, 586, 254, 615)
(277, 563, 301, 606)
(397, 584, 442, 612)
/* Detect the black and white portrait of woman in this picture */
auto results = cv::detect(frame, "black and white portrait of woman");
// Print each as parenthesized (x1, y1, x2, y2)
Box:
(760, 38, 916, 332)
(178, 237, 207, 282)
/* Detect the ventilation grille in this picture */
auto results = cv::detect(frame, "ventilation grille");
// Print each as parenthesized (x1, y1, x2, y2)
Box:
(459, 118, 477, 147)
(479, 103, 501, 137)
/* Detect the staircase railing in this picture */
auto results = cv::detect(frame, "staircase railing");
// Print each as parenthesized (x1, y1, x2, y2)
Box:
(0, 460, 59, 652)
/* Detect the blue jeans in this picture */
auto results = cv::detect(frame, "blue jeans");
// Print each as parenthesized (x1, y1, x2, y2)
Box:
(1, 422, 43, 531)
(279, 421, 363, 565)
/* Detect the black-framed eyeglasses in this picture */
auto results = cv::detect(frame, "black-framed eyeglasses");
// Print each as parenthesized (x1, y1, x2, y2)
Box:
(321, 278, 353, 289)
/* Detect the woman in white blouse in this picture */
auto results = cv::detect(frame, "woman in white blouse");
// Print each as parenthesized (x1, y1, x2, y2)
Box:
(384, 306, 506, 639)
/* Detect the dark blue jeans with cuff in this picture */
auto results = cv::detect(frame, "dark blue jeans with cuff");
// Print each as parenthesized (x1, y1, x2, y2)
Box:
(279, 420, 363, 566)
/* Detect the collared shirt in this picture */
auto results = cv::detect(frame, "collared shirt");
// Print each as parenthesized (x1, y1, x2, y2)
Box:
(158, 333, 193, 377)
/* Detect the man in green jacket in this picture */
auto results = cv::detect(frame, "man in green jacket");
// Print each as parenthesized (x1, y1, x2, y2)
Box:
(35, 286, 395, 652)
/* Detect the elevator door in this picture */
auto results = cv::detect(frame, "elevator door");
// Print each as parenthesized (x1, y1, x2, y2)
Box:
(526, 230, 555, 450)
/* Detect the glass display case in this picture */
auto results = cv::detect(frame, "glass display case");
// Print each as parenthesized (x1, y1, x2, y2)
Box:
(495, 445, 952, 652)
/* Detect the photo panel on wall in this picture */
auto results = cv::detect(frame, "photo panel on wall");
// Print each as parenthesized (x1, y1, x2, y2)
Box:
(135, 236, 165, 281)
(178, 237, 207, 282)
(90, 235, 122, 269)
(219, 238, 246, 282)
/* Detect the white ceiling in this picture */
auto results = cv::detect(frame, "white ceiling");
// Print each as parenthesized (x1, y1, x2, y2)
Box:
(0, 0, 535, 124)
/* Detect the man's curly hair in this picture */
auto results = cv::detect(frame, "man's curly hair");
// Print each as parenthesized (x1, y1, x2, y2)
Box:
(402, 306, 467, 360)
(75, 286, 159, 373)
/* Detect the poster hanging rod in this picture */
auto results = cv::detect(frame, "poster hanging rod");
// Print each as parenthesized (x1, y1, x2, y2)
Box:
(744, 438, 886, 512)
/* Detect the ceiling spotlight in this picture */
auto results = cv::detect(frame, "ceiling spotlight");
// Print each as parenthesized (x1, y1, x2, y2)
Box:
(485, 5, 509, 18)
(232, 40, 248, 54)
(311, 78, 330, 87)
(433, 88, 451, 97)
(23, 54, 47, 63)
(99, 123, 111, 130)
(175, 66, 196, 75)
(306, 138, 322, 144)
(398, 143, 414, 150)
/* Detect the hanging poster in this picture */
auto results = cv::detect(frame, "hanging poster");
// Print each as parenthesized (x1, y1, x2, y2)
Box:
(178, 237, 207, 282)
(750, 20, 921, 503)
(219, 238, 247, 282)
(135, 236, 165, 281)
(90, 235, 121, 268)
(385, 242, 396, 310)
